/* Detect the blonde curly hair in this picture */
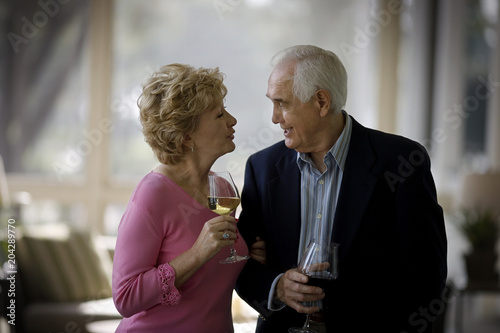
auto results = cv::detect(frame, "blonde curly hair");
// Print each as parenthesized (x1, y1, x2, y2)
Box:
(138, 64, 227, 165)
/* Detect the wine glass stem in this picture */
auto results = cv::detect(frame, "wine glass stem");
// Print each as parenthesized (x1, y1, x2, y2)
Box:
(229, 245, 236, 257)
(303, 314, 311, 329)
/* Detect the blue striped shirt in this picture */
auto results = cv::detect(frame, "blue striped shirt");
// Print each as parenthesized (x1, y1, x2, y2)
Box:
(296, 111, 352, 260)
(267, 111, 352, 311)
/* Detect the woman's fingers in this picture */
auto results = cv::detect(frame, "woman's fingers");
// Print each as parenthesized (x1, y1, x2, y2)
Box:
(249, 237, 266, 263)
(206, 216, 238, 242)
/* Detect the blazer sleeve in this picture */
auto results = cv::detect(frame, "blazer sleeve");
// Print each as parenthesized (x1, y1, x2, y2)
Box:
(235, 154, 282, 318)
(394, 145, 447, 298)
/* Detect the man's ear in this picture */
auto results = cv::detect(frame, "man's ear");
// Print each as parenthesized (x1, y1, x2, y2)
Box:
(315, 89, 331, 117)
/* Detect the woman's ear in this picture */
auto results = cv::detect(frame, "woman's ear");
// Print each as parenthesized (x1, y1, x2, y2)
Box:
(182, 134, 193, 151)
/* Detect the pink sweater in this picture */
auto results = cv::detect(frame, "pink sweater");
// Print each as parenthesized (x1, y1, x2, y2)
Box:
(112, 172, 248, 332)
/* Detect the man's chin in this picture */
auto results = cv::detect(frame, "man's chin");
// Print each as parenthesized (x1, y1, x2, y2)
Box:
(284, 138, 297, 150)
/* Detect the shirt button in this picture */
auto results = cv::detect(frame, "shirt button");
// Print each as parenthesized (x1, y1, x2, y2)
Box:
(318, 180, 324, 185)
(316, 214, 322, 219)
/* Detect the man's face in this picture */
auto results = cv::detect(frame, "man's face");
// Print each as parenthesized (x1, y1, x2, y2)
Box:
(266, 61, 324, 153)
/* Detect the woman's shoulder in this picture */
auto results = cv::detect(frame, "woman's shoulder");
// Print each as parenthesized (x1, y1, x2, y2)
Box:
(129, 172, 183, 207)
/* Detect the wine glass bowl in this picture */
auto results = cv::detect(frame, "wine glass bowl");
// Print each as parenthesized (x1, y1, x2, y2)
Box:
(208, 171, 249, 264)
(300, 240, 338, 281)
(207, 197, 240, 215)
(289, 239, 339, 333)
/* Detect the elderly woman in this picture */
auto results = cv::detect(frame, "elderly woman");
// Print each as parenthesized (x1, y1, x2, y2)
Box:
(112, 64, 257, 332)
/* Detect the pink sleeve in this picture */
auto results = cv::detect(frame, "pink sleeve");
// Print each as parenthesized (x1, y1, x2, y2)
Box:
(112, 200, 181, 317)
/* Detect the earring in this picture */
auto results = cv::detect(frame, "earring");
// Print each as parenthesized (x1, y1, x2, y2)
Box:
(191, 146, 194, 152)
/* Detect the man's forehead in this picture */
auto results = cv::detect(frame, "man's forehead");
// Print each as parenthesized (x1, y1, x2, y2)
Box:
(270, 61, 295, 80)
(268, 68, 293, 90)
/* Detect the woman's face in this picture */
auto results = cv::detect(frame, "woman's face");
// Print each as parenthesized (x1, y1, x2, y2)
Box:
(189, 103, 237, 160)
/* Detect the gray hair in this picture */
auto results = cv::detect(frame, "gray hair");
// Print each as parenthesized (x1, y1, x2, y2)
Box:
(271, 45, 348, 113)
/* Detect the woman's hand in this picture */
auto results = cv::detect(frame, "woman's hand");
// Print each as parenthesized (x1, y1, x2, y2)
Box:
(169, 215, 237, 288)
(190, 215, 238, 262)
(249, 236, 266, 264)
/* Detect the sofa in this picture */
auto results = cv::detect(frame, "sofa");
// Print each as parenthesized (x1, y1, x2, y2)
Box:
(3, 223, 122, 333)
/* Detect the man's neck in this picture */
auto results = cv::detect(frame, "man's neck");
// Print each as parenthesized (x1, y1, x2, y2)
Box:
(308, 112, 346, 173)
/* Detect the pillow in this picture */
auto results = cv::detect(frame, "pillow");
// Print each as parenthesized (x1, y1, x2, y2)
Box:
(16, 224, 112, 303)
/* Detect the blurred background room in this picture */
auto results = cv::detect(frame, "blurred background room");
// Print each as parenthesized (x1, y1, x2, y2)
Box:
(0, 0, 499, 332)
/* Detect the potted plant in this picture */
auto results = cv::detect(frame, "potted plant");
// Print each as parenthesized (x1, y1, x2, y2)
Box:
(457, 208, 500, 289)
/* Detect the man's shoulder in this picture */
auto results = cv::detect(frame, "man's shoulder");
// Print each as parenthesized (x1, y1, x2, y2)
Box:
(252, 140, 290, 157)
(367, 127, 426, 155)
(246, 140, 295, 169)
(352, 118, 426, 155)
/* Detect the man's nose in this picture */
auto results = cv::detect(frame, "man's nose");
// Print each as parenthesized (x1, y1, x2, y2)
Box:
(271, 107, 281, 124)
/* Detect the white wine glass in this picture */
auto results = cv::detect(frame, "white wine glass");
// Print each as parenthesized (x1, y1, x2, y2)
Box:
(208, 171, 249, 264)
(288, 239, 339, 333)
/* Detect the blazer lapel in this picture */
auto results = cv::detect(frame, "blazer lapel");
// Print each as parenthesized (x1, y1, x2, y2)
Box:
(332, 117, 377, 262)
(268, 149, 301, 268)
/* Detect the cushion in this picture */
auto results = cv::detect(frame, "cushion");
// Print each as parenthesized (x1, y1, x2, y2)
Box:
(23, 297, 121, 333)
(16, 224, 113, 303)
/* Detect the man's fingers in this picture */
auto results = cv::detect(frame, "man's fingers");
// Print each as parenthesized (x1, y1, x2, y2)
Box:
(284, 271, 322, 295)
(277, 269, 325, 314)
(288, 300, 321, 314)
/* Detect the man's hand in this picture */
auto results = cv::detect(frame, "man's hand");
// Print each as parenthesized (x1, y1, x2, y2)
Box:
(276, 268, 324, 314)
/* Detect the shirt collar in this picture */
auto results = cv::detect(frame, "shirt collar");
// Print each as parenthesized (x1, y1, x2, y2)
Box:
(296, 110, 352, 172)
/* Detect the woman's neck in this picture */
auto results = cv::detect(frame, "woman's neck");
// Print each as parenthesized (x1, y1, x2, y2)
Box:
(154, 161, 210, 206)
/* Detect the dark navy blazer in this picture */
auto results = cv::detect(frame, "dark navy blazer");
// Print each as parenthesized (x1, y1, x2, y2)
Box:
(235, 116, 447, 333)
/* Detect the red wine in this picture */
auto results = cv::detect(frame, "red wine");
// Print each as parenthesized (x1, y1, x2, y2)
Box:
(305, 271, 334, 290)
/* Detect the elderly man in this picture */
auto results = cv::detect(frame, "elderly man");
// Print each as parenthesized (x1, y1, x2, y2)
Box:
(236, 45, 447, 333)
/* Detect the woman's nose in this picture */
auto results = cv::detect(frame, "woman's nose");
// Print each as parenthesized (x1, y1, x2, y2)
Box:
(227, 111, 237, 127)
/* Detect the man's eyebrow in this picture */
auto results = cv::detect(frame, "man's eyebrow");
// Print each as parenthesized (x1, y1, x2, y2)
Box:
(266, 95, 284, 103)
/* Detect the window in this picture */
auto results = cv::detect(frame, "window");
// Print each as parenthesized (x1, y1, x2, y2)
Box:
(0, 0, 92, 229)
(109, 0, 376, 184)
(0, 0, 90, 178)
(428, 0, 499, 195)
(105, 0, 377, 234)
(462, 0, 497, 158)
(5, 0, 496, 232)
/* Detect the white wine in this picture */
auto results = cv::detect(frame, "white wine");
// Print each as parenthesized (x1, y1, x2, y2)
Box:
(207, 197, 240, 215)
